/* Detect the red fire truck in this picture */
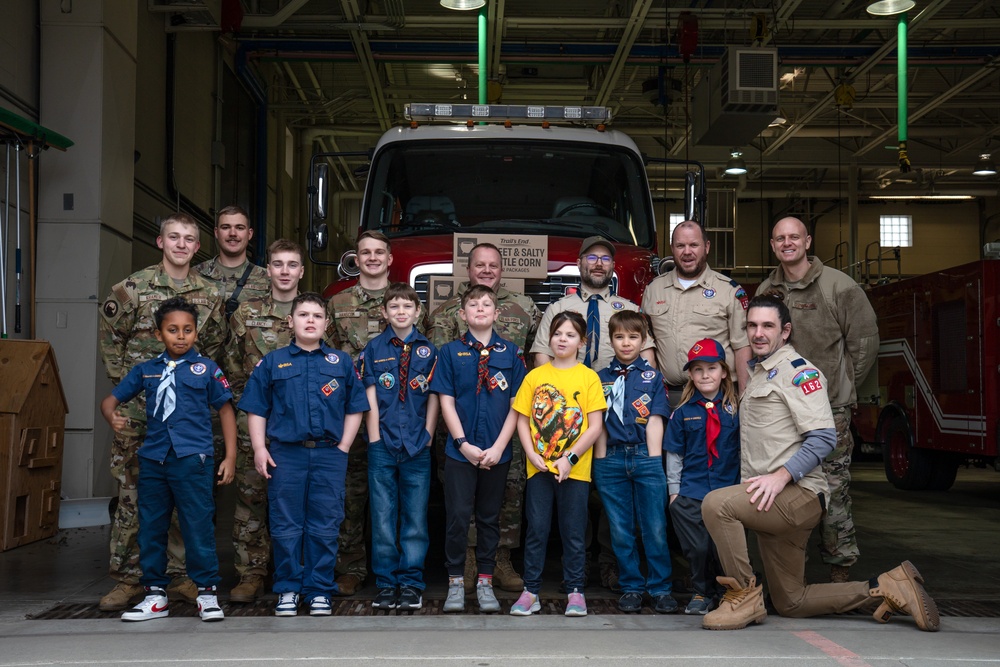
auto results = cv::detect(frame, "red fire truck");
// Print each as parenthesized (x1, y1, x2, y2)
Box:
(307, 104, 702, 308)
(853, 260, 1000, 491)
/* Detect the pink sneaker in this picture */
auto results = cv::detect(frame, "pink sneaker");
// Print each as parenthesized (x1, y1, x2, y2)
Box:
(565, 590, 587, 617)
(509, 590, 540, 616)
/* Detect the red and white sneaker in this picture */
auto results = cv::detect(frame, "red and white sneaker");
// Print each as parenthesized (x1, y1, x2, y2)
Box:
(197, 586, 225, 622)
(121, 587, 169, 622)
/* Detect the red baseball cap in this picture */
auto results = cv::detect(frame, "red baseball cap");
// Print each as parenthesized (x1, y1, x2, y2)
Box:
(683, 338, 727, 370)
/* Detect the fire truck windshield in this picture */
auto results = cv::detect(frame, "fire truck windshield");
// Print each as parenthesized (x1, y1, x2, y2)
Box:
(363, 139, 655, 248)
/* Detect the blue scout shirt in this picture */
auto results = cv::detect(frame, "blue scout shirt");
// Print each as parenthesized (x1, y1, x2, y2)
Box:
(664, 390, 740, 500)
(360, 327, 438, 456)
(430, 330, 527, 463)
(239, 342, 369, 444)
(597, 356, 671, 447)
(113, 348, 231, 462)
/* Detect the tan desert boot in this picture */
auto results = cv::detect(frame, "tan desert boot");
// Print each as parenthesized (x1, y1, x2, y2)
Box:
(869, 560, 940, 632)
(702, 576, 767, 631)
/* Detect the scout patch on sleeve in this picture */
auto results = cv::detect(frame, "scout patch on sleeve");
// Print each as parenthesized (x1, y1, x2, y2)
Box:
(792, 368, 822, 395)
(103, 299, 119, 318)
(213, 367, 230, 389)
(735, 287, 749, 310)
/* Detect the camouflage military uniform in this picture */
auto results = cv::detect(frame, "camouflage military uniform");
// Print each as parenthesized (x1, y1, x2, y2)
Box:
(194, 257, 270, 306)
(327, 283, 388, 580)
(426, 282, 541, 549)
(99, 264, 226, 584)
(222, 294, 294, 578)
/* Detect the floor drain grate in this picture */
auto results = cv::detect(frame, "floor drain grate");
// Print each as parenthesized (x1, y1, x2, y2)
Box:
(26, 597, 999, 620)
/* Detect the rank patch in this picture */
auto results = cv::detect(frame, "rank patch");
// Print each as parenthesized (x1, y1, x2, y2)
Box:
(322, 379, 339, 396)
(409, 374, 428, 391)
(493, 371, 508, 391)
(632, 399, 650, 418)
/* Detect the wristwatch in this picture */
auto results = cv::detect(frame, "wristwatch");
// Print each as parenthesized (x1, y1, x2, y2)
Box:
(454, 437, 468, 447)
(563, 451, 580, 466)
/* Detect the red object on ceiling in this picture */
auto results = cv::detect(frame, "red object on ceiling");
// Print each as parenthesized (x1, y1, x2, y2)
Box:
(677, 12, 699, 63)
(221, 0, 244, 33)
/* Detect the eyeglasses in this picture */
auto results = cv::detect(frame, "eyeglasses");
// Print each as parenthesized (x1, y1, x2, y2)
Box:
(584, 254, 613, 264)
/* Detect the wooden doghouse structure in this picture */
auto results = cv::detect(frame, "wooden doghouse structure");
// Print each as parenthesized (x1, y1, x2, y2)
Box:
(0, 340, 68, 551)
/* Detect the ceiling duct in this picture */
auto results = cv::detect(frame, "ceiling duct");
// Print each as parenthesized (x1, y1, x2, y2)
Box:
(691, 47, 778, 146)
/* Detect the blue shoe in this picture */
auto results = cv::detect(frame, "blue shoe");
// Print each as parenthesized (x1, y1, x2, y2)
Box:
(372, 587, 397, 610)
(684, 594, 713, 615)
(310, 595, 333, 616)
(655, 594, 680, 614)
(275, 591, 300, 617)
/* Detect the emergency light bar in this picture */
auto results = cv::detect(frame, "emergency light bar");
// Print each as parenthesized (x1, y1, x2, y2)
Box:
(405, 103, 612, 124)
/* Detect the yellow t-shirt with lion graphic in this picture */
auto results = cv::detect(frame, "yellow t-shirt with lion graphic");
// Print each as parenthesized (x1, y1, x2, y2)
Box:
(513, 362, 607, 482)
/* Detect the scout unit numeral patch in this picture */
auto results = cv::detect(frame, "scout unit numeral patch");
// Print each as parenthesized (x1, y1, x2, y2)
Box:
(792, 368, 822, 395)
(213, 368, 230, 389)
(321, 379, 340, 396)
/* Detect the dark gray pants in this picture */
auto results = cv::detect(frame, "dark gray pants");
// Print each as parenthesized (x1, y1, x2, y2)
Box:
(669, 495, 721, 597)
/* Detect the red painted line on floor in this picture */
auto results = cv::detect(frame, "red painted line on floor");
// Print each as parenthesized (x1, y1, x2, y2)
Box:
(793, 630, 873, 667)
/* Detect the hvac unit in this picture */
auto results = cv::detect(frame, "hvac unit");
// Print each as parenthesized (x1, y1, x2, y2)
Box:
(691, 47, 779, 146)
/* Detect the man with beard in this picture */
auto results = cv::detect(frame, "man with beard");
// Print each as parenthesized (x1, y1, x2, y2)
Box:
(642, 221, 750, 407)
(426, 242, 540, 593)
(195, 205, 270, 321)
(532, 236, 654, 591)
(756, 216, 878, 583)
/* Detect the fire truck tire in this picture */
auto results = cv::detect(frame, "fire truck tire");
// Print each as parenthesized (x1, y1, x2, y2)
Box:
(927, 454, 959, 492)
(881, 412, 933, 490)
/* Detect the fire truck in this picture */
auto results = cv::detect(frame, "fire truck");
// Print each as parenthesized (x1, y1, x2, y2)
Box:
(306, 104, 702, 308)
(853, 260, 1000, 491)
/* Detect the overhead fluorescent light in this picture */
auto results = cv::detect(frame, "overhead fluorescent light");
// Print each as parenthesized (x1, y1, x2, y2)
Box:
(869, 194, 976, 200)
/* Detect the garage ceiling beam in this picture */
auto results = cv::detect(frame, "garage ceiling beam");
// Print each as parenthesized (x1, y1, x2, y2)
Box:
(590, 0, 653, 107)
(340, 0, 391, 132)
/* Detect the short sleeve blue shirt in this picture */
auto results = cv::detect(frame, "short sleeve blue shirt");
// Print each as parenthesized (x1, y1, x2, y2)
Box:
(360, 328, 438, 456)
(664, 391, 741, 500)
(112, 348, 231, 462)
(597, 357, 670, 447)
(238, 342, 369, 444)
(430, 330, 527, 463)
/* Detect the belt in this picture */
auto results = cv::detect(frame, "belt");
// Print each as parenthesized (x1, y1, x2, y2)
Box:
(302, 439, 336, 449)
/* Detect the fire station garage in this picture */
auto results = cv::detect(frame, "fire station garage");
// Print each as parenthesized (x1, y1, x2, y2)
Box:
(0, 1, 998, 663)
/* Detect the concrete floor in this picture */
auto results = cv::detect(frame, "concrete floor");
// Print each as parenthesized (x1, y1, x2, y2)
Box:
(1, 462, 999, 666)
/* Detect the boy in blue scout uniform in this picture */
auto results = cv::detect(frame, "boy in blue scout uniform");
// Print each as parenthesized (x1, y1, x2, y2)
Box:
(665, 338, 741, 615)
(593, 311, 676, 614)
(100, 297, 237, 623)
(431, 285, 527, 613)
(239, 292, 368, 617)
(359, 283, 440, 612)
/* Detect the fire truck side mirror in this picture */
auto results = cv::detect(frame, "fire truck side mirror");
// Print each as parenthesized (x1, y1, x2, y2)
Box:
(684, 171, 697, 222)
(313, 163, 330, 221)
(313, 223, 329, 251)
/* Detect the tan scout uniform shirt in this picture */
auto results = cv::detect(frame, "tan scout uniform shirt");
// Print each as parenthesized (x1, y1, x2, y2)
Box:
(641, 266, 749, 386)
(741, 343, 833, 498)
(99, 263, 226, 420)
(328, 284, 388, 361)
(757, 258, 878, 409)
(194, 257, 270, 305)
(425, 281, 541, 350)
(531, 286, 651, 370)
(223, 294, 294, 402)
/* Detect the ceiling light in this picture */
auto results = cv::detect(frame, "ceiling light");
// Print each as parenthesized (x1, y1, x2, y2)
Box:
(869, 194, 975, 200)
(440, 0, 486, 9)
(725, 149, 747, 176)
(866, 0, 916, 16)
(768, 116, 786, 127)
(972, 153, 998, 177)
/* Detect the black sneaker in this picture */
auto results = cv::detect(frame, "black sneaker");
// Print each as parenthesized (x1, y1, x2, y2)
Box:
(397, 586, 423, 611)
(372, 587, 398, 610)
(618, 591, 643, 613)
(653, 594, 679, 614)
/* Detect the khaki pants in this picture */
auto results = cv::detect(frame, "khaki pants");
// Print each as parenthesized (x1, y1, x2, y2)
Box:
(702, 483, 870, 618)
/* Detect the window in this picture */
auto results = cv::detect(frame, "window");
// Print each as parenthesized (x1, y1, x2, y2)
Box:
(669, 213, 686, 238)
(880, 214, 912, 247)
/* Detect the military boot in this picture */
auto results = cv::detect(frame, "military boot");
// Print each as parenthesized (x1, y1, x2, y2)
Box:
(869, 560, 940, 632)
(166, 576, 199, 604)
(830, 565, 851, 583)
(334, 573, 363, 596)
(229, 574, 265, 603)
(702, 576, 767, 631)
(494, 547, 524, 592)
(99, 582, 145, 612)
(464, 546, 477, 593)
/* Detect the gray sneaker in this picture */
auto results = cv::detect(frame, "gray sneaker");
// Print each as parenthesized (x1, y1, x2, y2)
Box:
(443, 578, 465, 613)
(476, 578, 501, 614)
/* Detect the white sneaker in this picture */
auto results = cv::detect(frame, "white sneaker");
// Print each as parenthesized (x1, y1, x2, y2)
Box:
(443, 577, 465, 613)
(275, 591, 300, 616)
(121, 588, 169, 622)
(310, 595, 333, 616)
(196, 588, 224, 622)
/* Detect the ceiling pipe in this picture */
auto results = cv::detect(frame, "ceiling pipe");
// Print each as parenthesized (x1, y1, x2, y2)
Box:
(240, 0, 311, 28)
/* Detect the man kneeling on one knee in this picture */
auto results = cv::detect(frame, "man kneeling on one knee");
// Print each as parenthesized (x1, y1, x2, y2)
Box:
(701, 294, 939, 632)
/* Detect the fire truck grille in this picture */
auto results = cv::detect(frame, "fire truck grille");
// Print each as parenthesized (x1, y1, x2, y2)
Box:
(415, 273, 618, 311)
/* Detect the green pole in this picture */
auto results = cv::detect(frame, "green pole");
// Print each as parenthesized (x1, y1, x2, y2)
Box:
(897, 14, 910, 171)
(478, 6, 487, 105)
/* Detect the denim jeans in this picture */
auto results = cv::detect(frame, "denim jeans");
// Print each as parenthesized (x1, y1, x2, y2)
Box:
(268, 443, 348, 602)
(522, 472, 589, 594)
(368, 439, 431, 590)
(593, 443, 672, 595)
(137, 449, 219, 588)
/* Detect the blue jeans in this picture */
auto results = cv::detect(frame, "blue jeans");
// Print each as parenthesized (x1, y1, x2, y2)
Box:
(137, 449, 219, 588)
(268, 443, 348, 602)
(368, 439, 431, 590)
(593, 444, 672, 595)
(523, 472, 589, 594)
